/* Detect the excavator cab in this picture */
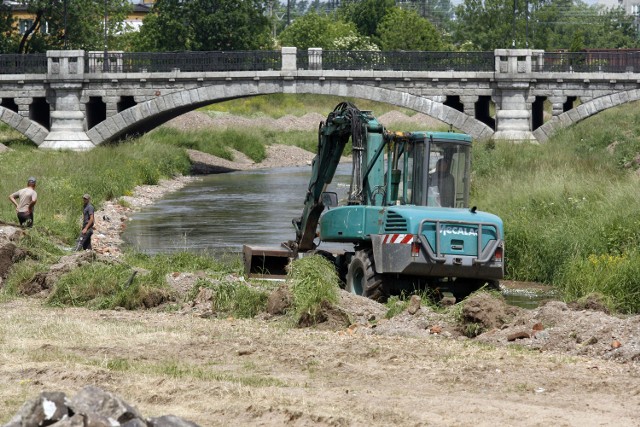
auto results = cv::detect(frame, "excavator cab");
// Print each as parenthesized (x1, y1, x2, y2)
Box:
(386, 132, 471, 209)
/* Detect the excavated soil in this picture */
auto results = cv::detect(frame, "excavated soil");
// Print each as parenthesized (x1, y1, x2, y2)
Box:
(1, 111, 640, 426)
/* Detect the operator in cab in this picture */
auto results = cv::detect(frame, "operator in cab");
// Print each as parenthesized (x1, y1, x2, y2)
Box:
(429, 158, 455, 207)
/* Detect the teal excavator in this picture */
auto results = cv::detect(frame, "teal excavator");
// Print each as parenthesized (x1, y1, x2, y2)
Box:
(244, 102, 504, 301)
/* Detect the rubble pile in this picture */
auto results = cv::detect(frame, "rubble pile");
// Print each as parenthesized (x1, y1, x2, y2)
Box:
(3, 385, 199, 427)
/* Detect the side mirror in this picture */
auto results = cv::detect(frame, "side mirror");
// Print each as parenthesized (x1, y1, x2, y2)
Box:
(321, 192, 338, 209)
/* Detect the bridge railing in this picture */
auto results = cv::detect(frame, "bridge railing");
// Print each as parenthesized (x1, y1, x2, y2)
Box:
(539, 51, 640, 73)
(6, 49, 640, 74)
(84, 50, 282, 73)
(0, 53, 47, 74)
(316, 50, 494, 71)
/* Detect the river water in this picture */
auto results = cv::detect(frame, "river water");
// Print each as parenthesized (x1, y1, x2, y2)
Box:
(122, 164, 353, 255)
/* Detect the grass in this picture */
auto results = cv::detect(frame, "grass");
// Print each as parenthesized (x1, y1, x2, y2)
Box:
(210, 281, 269, 318)
(200, 93, 418, 118)
(0, 139, 191, 244)
(287, 255, 340, 322)
(470, 102, 640, 312)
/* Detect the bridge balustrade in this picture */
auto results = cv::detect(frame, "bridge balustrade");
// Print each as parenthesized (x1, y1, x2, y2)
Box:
(0, 53, 47, 74)
(83, 50, 282, 73)
(3, 49, 640, 74)
(540, 51, 640, 73)
(318, 50, 494, 72)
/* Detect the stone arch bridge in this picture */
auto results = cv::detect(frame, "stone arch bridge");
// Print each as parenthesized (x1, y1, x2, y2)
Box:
(1, 48, 640, 150)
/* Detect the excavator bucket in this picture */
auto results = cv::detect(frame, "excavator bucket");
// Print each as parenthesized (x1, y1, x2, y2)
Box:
(243, 245, 294, 279)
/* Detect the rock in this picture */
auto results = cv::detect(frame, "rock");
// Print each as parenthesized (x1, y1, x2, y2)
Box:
(267, 285, 292, 315)
(6, 391, 69, 427)
(47, 414, 85, 426)
(148, 415, 201, 427)
(3, 386, 200, 427)
(68, 385, 143, 423)
(407, 295, 421, 315)
(507, 331, 531, 341)
(611, 340, 622, 349)
(532, 322, 544, 331)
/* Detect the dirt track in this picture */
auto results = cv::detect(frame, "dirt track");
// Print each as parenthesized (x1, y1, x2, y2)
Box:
(1, 298, 639, 426)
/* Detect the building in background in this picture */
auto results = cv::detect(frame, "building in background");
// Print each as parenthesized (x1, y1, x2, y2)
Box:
(2, 0, 154, 35)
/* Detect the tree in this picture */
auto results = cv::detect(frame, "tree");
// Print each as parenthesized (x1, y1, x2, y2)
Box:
(397, 0, 455, 30)
(0, 2, 16, 53)
(133, 0, 273, 52)
(279, 11, 366, 50)
(452, 0, 521, 50)
(339, 0, 395, 44)
(377, 7, 442, 50)
(8, 0, 131, 54)
(452, 0, 639, 51)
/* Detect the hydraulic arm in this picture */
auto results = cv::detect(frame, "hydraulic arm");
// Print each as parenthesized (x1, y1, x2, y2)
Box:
(292, 102, 381, 252)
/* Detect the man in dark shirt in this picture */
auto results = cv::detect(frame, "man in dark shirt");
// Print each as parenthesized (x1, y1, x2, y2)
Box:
(78, 193, 95, 250)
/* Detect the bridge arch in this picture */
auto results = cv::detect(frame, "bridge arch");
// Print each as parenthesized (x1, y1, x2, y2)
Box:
(88, 83, 494, 146)
(534, 89, 640, 142)
(0, 107, 49, 146)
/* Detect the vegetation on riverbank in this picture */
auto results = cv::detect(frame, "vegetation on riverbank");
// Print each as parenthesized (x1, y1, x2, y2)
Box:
(473, 102, 640, 313)
(2, 94, 640, 313)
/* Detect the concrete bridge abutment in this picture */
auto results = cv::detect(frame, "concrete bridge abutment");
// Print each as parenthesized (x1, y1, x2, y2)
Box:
(40, 51, 94, 151)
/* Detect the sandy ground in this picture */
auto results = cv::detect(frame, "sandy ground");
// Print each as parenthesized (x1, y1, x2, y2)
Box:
(1, 298, 639, 426)
(2, 112, 640, 425)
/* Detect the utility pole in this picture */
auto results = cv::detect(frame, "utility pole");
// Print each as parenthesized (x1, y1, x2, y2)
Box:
(63, 0, 68, 49)
(287, 0, 290, 26)
(103, 0, 108, 72)
(512, 0, 517, 48)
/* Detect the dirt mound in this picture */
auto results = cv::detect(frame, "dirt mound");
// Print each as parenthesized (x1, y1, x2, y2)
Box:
(163, 111, 217, 131)
(164, 110, 447, 133)
(377, 111, 445, 128)
(332, 289, 640, 364)
(164, 111, 325, 132)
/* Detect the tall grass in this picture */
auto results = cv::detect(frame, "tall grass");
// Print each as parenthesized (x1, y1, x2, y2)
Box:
(0, 140, 190, 244)
(288, 255, 340, 321)
(145, 127, 267, 162)
(471, 102, 640, 312)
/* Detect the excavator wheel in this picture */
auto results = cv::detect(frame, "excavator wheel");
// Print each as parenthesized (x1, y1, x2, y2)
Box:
(345, 249, 386, 301)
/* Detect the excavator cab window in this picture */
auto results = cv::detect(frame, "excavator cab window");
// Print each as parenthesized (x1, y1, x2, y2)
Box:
(426, 140, 471, 208)
(321, 192, 338, 209)
(386, 136, 427, 206)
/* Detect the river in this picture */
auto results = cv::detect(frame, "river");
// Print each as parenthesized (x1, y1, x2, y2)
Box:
(122, 164, 352, 255)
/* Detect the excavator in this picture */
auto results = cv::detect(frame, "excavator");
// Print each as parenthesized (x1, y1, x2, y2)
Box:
(243, 102, 504, 301)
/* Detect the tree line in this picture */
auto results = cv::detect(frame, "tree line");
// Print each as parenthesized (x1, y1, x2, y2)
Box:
(0, 0, 638, 54)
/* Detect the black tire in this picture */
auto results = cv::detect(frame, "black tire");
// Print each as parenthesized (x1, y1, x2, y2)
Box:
(345, 249, 386, 301)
